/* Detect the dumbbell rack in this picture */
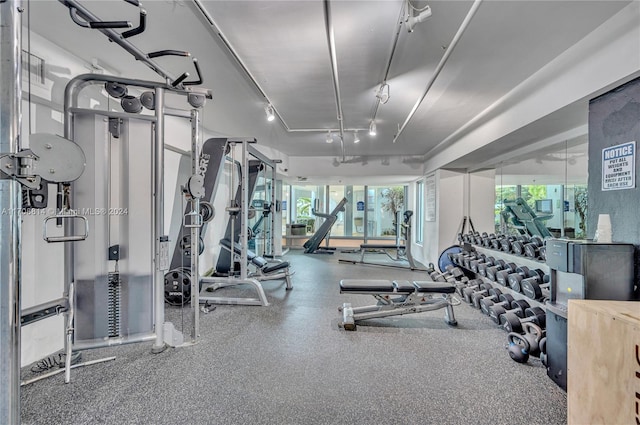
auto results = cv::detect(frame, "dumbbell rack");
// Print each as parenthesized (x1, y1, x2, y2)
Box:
(469, 246, 549, 310)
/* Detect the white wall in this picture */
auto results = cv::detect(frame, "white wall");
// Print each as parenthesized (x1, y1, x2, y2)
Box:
(424, 1, 640, 174)
(412, 169, 495, 268)
(466, 170, 496, 235)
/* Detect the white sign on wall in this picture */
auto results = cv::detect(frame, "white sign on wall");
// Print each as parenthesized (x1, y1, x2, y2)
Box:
(425, 174, 436, 222)
(602, 141, 636, 191)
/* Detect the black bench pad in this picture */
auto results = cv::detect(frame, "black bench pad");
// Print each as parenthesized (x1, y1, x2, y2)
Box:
(340, 279, 395, 293)
(360, 244, 404, 250)
(393, 280, 416, 292)
(262, 262, 290, 274)
(412, 281, 456, 294)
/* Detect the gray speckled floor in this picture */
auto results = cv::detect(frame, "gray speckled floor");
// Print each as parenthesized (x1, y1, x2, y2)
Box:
(21, 251, 566, 425)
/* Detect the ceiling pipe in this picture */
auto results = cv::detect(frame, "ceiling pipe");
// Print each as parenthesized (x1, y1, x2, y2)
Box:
(322, 0, 346, 162)
(191, 0, 359, 142)
(370, 1, 407, 122)
(393, 0, 483, 143)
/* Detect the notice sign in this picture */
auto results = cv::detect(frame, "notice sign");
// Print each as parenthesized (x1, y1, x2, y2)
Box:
(425, 174, 436, 222)
(602, 141, 635, 191)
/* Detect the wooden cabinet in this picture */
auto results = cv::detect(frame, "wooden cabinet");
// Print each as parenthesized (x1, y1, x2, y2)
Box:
(567, 300, 640, 425)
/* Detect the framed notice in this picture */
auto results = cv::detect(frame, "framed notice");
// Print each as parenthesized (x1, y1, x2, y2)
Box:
(425, 174, 436, 222)
(602, 141, 636, 191)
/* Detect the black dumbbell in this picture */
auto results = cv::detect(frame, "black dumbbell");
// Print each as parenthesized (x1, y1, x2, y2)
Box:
(470, 255, 493, 274)
(510, 235, 530, 256)
(472, 287, 503, 309)
(501, 306, 546, 333)
(468, 254, 487, 273)
(499, 235, 517, 253)
(495, 264, 523, 287)
(523, 236, 544, 259)
(485, 260, 508, 282)
(454, 278, 483, 297)
(521, 274, 551, 300)
(490, 236, 502, 251)
(482, 233, 496, 248)
(504, 266, 533, 292)
(508, 268, 545, 293)
(462, 283, 493, 304)
(453, 278, 483, 297)
(476, 257, 497, 277)
(430, 266, 464, 282)
(480, 293, 515, 316)
(538, 246, 547, 261)
(488, 299, 531, 324)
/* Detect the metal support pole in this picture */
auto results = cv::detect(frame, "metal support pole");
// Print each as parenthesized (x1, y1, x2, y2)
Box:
(0, 1, 22, 422)
(152, 87, 166, 352)
(189, 109, 200, 342)
(269, 165, 276, 256)
(240, 141, 249, 280)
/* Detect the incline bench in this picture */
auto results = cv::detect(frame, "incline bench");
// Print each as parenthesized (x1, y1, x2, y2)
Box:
(219, 238, 292, 289)
(338, 279, 458, 331)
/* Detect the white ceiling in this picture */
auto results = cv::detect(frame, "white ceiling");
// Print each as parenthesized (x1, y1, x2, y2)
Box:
(26, 0, 632, 165)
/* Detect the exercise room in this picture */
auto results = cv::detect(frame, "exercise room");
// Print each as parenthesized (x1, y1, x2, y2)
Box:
(2, 1, 639, 424)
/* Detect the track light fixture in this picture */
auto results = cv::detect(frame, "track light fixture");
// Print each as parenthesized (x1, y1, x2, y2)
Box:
(264, 104, 275, 122)
(376, 83, 390, 104)
(326, 131, 333, 144)
(406, 4, 432, 33)
(369, 121, 377, 136)
(353, 131, 360, 144)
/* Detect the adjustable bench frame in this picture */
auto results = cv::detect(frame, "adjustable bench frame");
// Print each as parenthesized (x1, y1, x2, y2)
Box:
(338, 279, 458, 331)
(199, 239, 292, 307)
(219, 238, 293, 289)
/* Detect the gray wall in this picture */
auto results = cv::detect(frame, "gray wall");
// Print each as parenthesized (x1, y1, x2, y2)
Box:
(588, 76, 640, 295)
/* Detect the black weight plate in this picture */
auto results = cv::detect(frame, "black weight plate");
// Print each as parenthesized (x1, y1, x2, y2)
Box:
(495, 270, 510, 286)
(511, 241, 524, 255)
(499, 293, 515, 305)
(438, 245, 462, 272)
(507, 273, 523, 292)
(524, 244, 538, 258)
(511, 300, 531, 316)
(164, 268, 191, 306)
(489, 305, 506, 323)
(521, 279, 539, 299)
(505, 262, 518, 273)
(501, 312, 522, 333)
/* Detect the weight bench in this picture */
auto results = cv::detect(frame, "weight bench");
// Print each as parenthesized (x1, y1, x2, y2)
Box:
(219, 238, 293, 289)
(338, 279, 458, 331)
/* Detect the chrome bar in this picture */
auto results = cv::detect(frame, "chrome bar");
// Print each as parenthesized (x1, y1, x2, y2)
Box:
(152, 87, 167, 352)
(21, 356, 117, 386)
(393, 0, 483, 143)
(190, 109, 200, 343)
(322, 0, 346, 162)
(0, 1, 22, 422)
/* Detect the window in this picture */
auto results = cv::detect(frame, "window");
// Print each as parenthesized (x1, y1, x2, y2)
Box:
(283, 183, 408, 240)
(368, 186, 405, 238)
